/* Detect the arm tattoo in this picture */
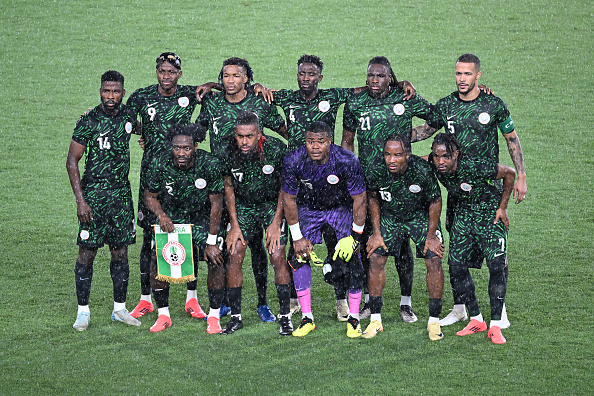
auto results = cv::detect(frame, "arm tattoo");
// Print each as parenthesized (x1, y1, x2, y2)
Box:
(506, 136, 525, 174)
(411, 124, 438, 142)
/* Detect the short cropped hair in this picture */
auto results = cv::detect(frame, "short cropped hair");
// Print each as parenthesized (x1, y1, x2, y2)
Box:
(235, 111, 260, 130)
(101, 70, 124, 86)
(305, 121, 332, 138)
(298, 54, 323, 72)
(456, 53, 481, 71)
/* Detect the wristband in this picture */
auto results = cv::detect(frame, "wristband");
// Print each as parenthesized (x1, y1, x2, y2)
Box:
(352, 222, 364, 233)
(206, 234, 218, 245)
(289, 223, 303, 240)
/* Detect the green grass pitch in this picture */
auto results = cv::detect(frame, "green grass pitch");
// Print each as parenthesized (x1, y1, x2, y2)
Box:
(0, 0, 592, 394)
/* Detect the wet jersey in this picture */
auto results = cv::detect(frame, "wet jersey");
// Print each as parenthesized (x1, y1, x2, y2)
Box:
(126, 84, 199, 164)
(429, 155, 500, 212)
(426, 90, 514, 162)
(72, 104, 136, 190)
(222, 136, 287, 206)
(282, 144, 366, 210)
(343, 88, 433, 170)
(273, 88, 354, 150)
(146, 150, 224, 224)
(196, 90, 285, 160)
(366, 155, 441, 223)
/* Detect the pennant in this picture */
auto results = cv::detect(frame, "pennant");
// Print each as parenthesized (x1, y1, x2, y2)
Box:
(154, 224, 195, 284)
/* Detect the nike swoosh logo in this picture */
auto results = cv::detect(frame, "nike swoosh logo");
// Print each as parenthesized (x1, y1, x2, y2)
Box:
(79, 277, 90, 281)
(289, 105, 298, 109)
(213, 117, 222, 121)
(494, 252, 505, 257)
(147, 102, 159, 108)
(447, 115, 455, 120)
(99, 132, 108, 137)
(166, 182, 174, 186)
(231, 168, 240, 172)
(361, 112, 370, 116)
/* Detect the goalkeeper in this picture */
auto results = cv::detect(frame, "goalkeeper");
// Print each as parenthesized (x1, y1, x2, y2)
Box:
(282, 121, 367, 338)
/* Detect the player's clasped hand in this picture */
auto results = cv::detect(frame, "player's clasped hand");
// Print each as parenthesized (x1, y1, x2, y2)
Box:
(333, 235, 359, 262)
(205, 245, 224, 268)
(76, 200, 94, 223)
(158, 213, 175, 233)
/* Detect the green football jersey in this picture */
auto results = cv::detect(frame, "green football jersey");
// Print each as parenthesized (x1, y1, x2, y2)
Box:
(430, 154, 501, 212)
(426, 90, 514, 162)
(222, 136, 287, 206)
(126, 84, 199, 163)
(196, 90, 285, 160)
(343, 88, 433, 171)
(145, 150, 224, 224)
(72, 104, 136, 190)
(366, 155, 441, 223)
(273, 88, 354, 150)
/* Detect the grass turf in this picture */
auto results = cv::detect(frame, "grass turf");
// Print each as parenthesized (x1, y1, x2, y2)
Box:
(0, 0, 592, 394)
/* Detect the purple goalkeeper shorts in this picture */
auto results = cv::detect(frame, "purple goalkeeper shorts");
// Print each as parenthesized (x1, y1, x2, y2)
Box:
(297, 205, 353, 245)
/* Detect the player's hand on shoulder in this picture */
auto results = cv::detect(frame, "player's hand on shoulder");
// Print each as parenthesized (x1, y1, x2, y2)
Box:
(253, 83, 275, 104)
(478, 84, 494, 95)
(138, 137, 146, 150)
(400, 80, 416, 100)
(195, 82, 219, 101)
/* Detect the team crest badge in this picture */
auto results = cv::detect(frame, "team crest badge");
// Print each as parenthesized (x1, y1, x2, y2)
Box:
(195, 179, 207, 189)
(178, 97, 190, 108)
(318, 101, 330, 112)
(125, 122, 133, 134)
(80, 230, 90, 240)
(460, 183, 472, 192)
(138, 211, 144, 221)
(327, 174, 339, 184)
(262, 164, 274, 174)
(162, 241, 186, 266)
(409, 184, 421, 193)
(478, 112, 490, 125)
(393, 103, 405, 115)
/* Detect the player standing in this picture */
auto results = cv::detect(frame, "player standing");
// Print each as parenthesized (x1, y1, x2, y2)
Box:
(67, 70, 141, 331)
(364, 135, 445, 340)
(196, 57, 288, 323)
(143, 124, 226, 333)
(282, 121, 367, 338)
(430, 133, 515, 344)
(414, 53, 527, 327)
(342, 56, 435, 323)
(127, 52, 207, 320)
(221, 112, 293, 335)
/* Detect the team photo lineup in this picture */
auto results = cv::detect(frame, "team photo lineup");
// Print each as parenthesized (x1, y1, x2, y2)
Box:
(66, 51, 527, 344)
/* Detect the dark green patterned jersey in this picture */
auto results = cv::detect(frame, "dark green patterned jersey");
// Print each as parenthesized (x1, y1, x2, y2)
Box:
(196, 90, 285, 160)
(126, 84, 199, 163)
(426, 90, 515, 162)
(366, 155, 441, 223)
(429, 154, 501, 212)
(145, 150, 224, 224)
(273, 88, 354, 150)
(72, 104, 136, 190)
(343, 88, 434, 170)
(222, 136, 287, 206)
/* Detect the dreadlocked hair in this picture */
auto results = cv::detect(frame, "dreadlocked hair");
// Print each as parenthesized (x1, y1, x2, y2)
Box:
(432, 133, 460, 156)
(166, 123, 207, 147)
(218, 57, 254, 89)
(368, 56, 399, 87)
(297, 54, 323, 72)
